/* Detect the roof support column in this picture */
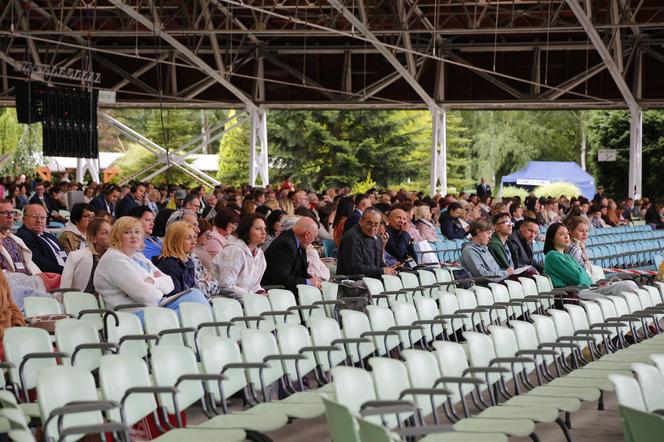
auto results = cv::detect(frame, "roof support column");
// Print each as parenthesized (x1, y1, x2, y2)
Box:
(76, 158, 100, 184)
(628, 107, 642, 200)
(430, 107, 447, 197)
(249, 107, 269, 187)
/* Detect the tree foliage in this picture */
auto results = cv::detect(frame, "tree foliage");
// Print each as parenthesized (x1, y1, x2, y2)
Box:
(586, 110, 664, 199)
(217, 111, 250, 186)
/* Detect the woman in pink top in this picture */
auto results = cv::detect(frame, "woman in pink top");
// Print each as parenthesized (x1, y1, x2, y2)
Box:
(204, 207, 240, 259)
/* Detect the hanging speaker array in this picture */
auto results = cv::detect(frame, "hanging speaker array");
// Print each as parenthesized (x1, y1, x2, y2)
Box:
(15, 81, 99, 158)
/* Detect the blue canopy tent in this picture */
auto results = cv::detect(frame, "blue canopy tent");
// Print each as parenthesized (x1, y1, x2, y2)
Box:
(500, 161, 595, 199)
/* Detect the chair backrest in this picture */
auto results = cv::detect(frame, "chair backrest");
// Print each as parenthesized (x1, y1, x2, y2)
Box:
(531, 314, 572, 357)
(296, 284, 326, 323)
(150, 345, 205, 414)
(401, 349, 446, 415)
(381, 275, 402, 292)
(632, 362, 664, 412)
(357, 416, 401, 442)
(456, 288, 486, 328)
(487, 325, 531, 373)
(243, 293, 278, 331)
(399, 272, 421, 300)
(320, 281, 340, 317)
(199, 336, 248, 400)
(503, 279, 525, 301)
(106, 311, 148, 358)
(362, 277, 384, 296)
(3, 327, 54, 392)
(590, 265, 605, 283)
(417, 269, 437, 295)
(488, 283, 514, 315)
(609, 374, 647, 412)
(463, 331, 503, 383)
(431, 341, 474, 400)
(387, 302, 422, 348)
(547, 309, 577, 339)
(37, 366, 104, 442)
(275, 324, 317, 380)
(241, 329, 285, 387)
(268, 289, 301, 325)
(178, 301, 215, 348)
(23, 296, 63, 318)
(211, 297, 246, 341)
(308, 317, 347, 370)
(473, 285, 507, 323)
(366, 305, 400, 354)
(413, 297, 444, 341)
(322, 397, 361, 442)
(63, 291, 102, 330)
(366, 357, 413, 428)
(532, 275, 553, 292)
(143, 306, 184, 347)
(99, 354, 157, 426)
(619, 405, 664, 442)
(331, 366, 377, 416)
(432, 267, 452, 285)
(339, 310, 375, 362)
(55, 318, 103, 371)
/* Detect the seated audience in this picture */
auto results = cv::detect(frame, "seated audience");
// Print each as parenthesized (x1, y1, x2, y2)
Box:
(190, 219, 220, 298)
(152, 221, 209, 301)
(564, 217, 593, 276)
(205, 207, 240, 259)
(128, 206, 162, 260)
(61, 219, 111, 292)
(167, 193, 202, 224)
(17, 204, 67, 274)
(332, 196, 354, 245)
(414, 204, 438, 242)
(262, 217, 319, 291)
(460, 219, 512, 280)
(194, 218, 214, 270)
(439, 202, 467, 240)
(317, 204, 335, 241)
(385, 208, 413, 263)
(89, 184, 120, 218)
(343, 194, 370, 234)
(94, 217, 207, 315)
(487, 213, 516, 270)
(263, 209, 285, 250)
(116, 182, 146, 218)
(213, 213, 268, 299)
(59, 203, 95, 253)
(508, 218, 543, 272)
(337, 207, 396, 277)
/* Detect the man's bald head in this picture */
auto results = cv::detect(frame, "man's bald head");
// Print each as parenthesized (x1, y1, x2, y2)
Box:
(292, 216, 318, 247)
(388, 208, 407, 231)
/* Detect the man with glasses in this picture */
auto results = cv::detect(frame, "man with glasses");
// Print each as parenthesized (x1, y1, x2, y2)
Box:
(487, 213, 517, 271)
(337, 207, 396, 277)
(508, 218, 544, 272)
(16, 204, 67, 274)
(0, 199, 41, 276)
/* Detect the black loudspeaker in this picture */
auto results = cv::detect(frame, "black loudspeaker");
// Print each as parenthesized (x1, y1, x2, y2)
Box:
(41, 86, 98, 158)
(14, 81, 47, 123)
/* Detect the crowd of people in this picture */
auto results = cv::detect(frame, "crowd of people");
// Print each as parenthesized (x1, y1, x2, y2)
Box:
(0, 173, 662, 344)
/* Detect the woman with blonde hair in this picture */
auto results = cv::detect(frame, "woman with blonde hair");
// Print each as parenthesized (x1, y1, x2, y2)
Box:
(414, 204, 438, 242)
(94, 217, 206, 316)
(278, 198, 294, 216)
(153, 221, 210, 302)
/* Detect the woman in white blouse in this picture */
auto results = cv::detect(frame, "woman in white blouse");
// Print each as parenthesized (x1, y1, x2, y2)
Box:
(61, 218, 111, 292)
(94, 216, 207, 317)
(212, 213, 267, 299)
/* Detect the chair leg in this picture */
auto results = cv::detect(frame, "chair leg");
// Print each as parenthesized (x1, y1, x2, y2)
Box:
(555, 417, 574, 442)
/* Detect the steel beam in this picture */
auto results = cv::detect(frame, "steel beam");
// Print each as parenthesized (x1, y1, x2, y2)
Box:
(76, 159, 101, 184)
(446, 53, 525, 100)
(249, 108, 269, 187)
(628, 108, 642, 199)
(107, 0, 258, 113)
(539, 62, 607, 100)
(326, 0, 437, 109)
(429, 107, 447, 197)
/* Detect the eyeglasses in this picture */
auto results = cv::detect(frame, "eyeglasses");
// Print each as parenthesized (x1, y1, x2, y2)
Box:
(363, 221, 380, 228)
(27, 215, 47, 221)
(497, 221, 514, 226)
(0, 211, 13, 218)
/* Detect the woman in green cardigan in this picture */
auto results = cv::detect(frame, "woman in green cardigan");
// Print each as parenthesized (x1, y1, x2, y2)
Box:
(543, 222, 593, 288)
(543, 222, 638, 300)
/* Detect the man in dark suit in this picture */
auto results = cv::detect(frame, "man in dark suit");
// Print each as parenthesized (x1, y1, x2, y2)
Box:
(89, 184, 121, 219)
(343, 193, 371, 234)
(16, 204, 67, 274)
(476, 178, 491, 199)
(262, 217, 320, 292)
(116, 183, 146, 218)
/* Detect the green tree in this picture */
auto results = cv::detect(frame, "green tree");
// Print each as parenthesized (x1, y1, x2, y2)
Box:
(217, 111, 250, 186)
(587, 110, 664, 199)
(0, 109, 22, 155)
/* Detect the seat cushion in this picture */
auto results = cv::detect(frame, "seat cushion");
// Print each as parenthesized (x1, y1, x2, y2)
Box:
(453, 417, 535, 437)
